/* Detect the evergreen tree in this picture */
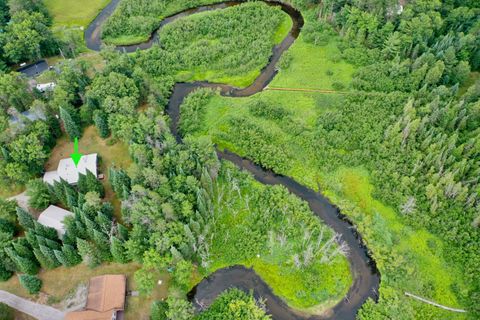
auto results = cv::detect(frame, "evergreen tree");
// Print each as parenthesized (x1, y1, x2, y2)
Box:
(92, 229, 111, 261)
(59, 106, 81, 140)
(33, 221, 58, 241)
(12, 240, 35, 261)
(26, 179, 50, 210)
(93, 109, 110, 138)
(65, 185, 78, 209)
(62, 244, 81, 266)
(7, 249, 39, 275)
(0, 262, 13, 281)
(39, 245, 60, 269)
(33, 248, 52, 270)
(77, 238, 102, 268)
(109, 167, 131, 199)
(18, 274, 42, 294)
(16, 208, 34, 230)
(110, 236, 128, 263)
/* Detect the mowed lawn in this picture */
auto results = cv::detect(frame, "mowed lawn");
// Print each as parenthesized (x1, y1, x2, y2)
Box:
(0, 263, 170, 320)
(44, 0, 110, 28)
(45, 126, 132, 221)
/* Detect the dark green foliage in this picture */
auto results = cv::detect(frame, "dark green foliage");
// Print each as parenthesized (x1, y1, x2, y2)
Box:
(0, 198, 17, 223)
(0, 302, 14, 320)
(26, 179, 51, 210)
(8, 249, 39, 275)
(59, 106, 82, 141)
(108, 167, 131, 199)
(150, 301, 168, 320)
(78, 171, 104, 197)
(93, 109, 110, 138)
(54, 244, 81, 267)
(76, 238, 103, 268)
(0, 219, 15, 235)
(33, 221, 59, 242)
(16, 207, 34, 230)
(195, 288, 269, 320)
(178, 88, 214, 135)
(38, 245, 61, 269)
(18, 274, 42, 294)
(110, 236, 128, 263)
(247, 100, 290, 121)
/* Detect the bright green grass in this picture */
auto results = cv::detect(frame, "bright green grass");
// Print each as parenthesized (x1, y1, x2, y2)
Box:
(173, 11, 293, 88)
(270, 35, 356, 90)
(44, 0, 110, 28)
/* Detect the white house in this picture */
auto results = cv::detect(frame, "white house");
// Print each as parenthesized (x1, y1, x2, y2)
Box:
(37, 205, 74, 237)
(43, 153, 98, 185)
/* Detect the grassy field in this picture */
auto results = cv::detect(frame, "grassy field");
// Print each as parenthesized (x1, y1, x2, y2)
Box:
(45, 126, 132, 221)
(181, 29, 471, 318)
(0, 262, 170, 320)
(270, 35, 356, 91)
(44, 0, 110, 28)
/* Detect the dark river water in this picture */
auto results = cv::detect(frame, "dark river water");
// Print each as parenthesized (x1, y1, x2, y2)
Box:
(85, 1, 380, 319)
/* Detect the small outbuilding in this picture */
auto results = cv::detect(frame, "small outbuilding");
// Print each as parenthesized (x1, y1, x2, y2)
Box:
(66, 275, 127, 320)
(43, 153, 98, 185)
(37, 205, 74, 237)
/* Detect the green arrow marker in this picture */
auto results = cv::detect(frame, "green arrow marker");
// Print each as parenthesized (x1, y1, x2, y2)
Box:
(70, 137, 83, 167)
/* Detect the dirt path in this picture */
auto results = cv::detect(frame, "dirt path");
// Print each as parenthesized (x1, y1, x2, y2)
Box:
(0, 290, 64, 320)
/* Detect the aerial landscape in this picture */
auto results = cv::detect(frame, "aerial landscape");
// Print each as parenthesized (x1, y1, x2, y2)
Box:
(0, 0, 478, 319)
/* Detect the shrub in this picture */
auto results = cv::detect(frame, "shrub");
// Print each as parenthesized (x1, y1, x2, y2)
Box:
(18, 274, 42, 294)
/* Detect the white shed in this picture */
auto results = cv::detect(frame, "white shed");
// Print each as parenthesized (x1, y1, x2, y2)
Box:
(37, 205, 74, 236)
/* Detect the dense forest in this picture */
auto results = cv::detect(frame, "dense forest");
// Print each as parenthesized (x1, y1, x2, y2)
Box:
(179, 0, 480, 319)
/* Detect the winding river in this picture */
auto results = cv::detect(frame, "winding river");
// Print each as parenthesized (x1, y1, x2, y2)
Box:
(85, 1, 380, 319)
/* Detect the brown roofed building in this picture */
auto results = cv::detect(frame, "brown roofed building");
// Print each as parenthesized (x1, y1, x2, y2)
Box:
(65, 275, 126, 320)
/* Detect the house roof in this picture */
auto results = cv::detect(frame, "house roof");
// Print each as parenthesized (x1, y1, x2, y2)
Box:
(43, 153, 98, 185)
(37, 205, 74, 236)
(65, 275, 126, 320)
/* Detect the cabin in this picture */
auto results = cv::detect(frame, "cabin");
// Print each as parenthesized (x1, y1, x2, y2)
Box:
(43, 153, 98, 186)
(65, 275, 127, 320)
(37, 205, 74, 237)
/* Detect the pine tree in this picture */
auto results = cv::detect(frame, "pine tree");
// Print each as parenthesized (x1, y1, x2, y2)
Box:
(93, 229, 111, 261)
(53, 249, 68, 267)
(16, 208, 34, 230)
(77, 238, 102, 268)
(0, 263, 13, 281)
(59, 106, 81, 140)
(110, 236, 128, 263)
(93, 109, 110, 138)
(18, 274, 42, 294)
(65, 185, 78, 209)
(25, 232, 38, 248)
(33, 248, 52, 270)
(12, 240, 35, 261)
(39, 245, 60, 269)
(33, 221, 58, 241)
(87, 170, 104, 197)
(62, 244, 81, 266)
(7, 249, 39, 275)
